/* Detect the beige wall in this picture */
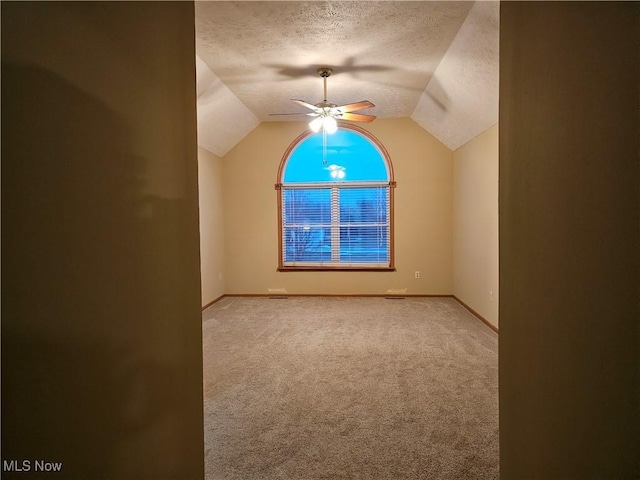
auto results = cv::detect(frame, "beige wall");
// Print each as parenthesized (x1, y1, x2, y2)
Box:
(222, 118, 453, 294)
(198, 147, 226, 305)
(500, 2, 639, 477)
(2, 3, 204, 478)
(453, 125, 499, 327)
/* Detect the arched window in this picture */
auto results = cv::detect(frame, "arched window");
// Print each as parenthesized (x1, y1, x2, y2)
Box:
(276, 124, 395, 270)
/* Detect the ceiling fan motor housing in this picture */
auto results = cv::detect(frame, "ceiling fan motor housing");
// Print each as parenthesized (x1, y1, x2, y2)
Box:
(316, 101, 338, 109)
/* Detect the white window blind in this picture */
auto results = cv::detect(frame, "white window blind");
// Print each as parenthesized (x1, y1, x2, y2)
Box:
(282, 183, 390, 267)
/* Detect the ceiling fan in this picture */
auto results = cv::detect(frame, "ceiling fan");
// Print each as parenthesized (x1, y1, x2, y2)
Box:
(270, 67, 376, 134)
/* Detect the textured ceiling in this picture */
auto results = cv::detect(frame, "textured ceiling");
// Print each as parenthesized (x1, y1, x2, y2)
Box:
(195, 1, 499, 155)
(412, 1, 499, 150)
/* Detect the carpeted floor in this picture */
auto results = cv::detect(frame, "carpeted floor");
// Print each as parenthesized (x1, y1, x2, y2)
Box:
(202, 296, 499, 479)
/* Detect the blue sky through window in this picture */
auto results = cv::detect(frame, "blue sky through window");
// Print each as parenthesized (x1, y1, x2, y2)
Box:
(283, 129, 388, 183)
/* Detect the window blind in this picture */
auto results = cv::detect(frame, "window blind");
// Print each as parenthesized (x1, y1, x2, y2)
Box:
(282, 183, 390, 267)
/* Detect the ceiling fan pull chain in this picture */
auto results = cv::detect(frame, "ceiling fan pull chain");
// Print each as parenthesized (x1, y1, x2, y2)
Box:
(322, 128, 327, 164)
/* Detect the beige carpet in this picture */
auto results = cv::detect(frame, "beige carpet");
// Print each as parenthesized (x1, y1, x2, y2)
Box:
(202, 296, 498, 479)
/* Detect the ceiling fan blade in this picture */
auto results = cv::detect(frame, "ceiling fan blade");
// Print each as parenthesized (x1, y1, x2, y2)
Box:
(291, 99, 322, 113)
(336, 100, 375, 113)
(341, 112, 377, 123)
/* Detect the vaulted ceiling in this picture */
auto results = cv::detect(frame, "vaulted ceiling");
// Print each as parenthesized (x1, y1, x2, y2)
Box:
(195, 1, 499, 156)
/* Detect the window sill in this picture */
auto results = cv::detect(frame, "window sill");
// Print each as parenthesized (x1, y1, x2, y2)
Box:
(278, 266, 396, 272)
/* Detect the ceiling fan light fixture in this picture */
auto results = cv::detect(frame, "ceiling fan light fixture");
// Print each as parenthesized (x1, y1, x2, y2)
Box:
(323, 116, 338, 134)
(309, 116, 323, 132)
(309, 114, 338, 134)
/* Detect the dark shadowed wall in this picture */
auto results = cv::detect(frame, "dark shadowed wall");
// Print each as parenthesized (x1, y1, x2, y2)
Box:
(499, 2, 639, 478)
(1, 2, 204, 478)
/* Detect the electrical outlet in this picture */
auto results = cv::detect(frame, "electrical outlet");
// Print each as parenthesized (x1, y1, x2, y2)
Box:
(490, 291, 494, 302)
(414, 271, 420, 279)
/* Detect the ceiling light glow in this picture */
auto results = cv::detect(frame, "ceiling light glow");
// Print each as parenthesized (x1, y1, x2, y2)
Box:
(309, 117, 323, 132)
(323, 116, 338, 134)
(309, 114, 339, 134)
